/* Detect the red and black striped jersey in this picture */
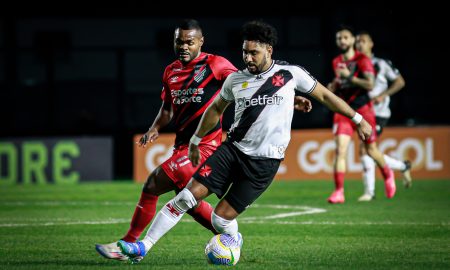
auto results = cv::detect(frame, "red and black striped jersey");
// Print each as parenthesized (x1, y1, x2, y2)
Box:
(161, 52, 237, 147)
(332, 51, 375, 110)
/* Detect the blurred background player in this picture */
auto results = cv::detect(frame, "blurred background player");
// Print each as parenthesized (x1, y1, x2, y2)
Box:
(95, 19, 237, 261)
(327, 26, 396, 204)
(355, 31, 411, 201)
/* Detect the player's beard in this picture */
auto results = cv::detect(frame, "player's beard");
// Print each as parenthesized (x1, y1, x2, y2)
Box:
(339, 44, 352, 54)
(247, 57, 268, 75)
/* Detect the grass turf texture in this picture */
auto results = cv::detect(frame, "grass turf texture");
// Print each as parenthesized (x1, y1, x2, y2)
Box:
(1, 180, 449, 269)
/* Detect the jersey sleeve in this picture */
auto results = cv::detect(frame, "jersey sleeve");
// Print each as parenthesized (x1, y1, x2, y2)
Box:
(359, 55, 375, 75)
(292, 66, 317, 94)
(219, 74, 235, 102)
(210, 56, 238, 81)
(160, 66, 172, 107)
(383, 59, 401, 81)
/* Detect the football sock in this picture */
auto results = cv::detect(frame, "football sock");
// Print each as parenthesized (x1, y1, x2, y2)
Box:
(142, 189, 197, 252)
(384, 154, 407, 171)
(122, 192, 158, 242)
(380, 164, 392, 180)
(187, 200, 217, 234)
(211, 212, 239, 241)
(361, 155, 375, 196)
(333, 171, 345, 191)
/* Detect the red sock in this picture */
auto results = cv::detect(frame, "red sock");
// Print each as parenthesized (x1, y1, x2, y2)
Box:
(334, 171, 345, 191)
(187, 200, 217, 234)
(380, 164, 391, 180)
(122, 192, 158, 242)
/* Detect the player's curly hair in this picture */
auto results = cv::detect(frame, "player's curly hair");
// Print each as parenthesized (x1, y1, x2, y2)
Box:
(241, 20, 278, 46)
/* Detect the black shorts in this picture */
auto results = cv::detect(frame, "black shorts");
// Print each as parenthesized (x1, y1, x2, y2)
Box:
(193, 141, 281, 214)
(375, 116, 389, 136)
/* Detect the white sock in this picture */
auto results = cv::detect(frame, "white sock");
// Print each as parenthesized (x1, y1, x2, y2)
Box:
(141, 189, 197, 252)
(361, 155, 375, 196)
(211, 212, 239, 241)
(384, 154, 406, 171)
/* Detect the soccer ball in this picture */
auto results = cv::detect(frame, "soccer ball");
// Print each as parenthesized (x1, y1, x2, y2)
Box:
(204, 233, 242, 266)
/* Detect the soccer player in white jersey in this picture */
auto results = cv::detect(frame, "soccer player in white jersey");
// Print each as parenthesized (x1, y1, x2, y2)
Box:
(117, 20, 374, 263)
(355, 31, 411, 201)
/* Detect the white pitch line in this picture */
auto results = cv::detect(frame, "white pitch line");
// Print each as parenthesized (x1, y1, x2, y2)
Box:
(1, 219, 448, 227)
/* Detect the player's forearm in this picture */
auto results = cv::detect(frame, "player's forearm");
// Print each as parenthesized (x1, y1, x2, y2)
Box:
(383, 75, 405, 97)
(149, 104, 171, 131)
(194, 103, 222, 138)
(311, 83, 357, 119)
(349, 76, 374, 91)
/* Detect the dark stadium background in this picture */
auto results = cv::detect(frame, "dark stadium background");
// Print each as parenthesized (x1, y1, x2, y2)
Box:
(0, 3, 439, 179)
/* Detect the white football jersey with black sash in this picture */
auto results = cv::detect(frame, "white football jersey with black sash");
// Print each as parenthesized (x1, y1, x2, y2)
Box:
(370, 56, 401, 118)
(220, 60, 317, 159)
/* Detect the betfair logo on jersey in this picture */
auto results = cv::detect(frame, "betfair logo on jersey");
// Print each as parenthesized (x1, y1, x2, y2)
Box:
(236, 94, 283, 109)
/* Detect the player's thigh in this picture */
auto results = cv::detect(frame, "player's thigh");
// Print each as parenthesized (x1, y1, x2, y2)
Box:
(375, 116, 389, 136)
(142, 166, 177, 195)
(193, 142, 237, 199)
(160, 146, 205, 190)
(223, 158, 281, 215)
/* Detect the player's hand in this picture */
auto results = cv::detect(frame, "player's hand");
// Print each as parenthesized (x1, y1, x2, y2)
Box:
(356, 119, 373, 141)
(188, 143, 201, 167)
(137, 128, 159, 147)
(373, 94, 386, 104)
(294, 96, 312, 112)
(327, 79, 338, 93)
(336, 64, 351, 79)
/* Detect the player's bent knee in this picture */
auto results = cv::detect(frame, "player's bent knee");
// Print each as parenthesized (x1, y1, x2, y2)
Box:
(173, 188, 197, 212)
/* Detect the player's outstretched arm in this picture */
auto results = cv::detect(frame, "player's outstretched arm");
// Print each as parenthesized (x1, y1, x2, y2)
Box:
(309, 82, 372, 140)
(189, 96, 231, 166)
(137, 102, 172, 147)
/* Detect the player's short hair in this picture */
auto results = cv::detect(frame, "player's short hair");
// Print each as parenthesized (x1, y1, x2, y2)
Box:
(357, 30, 373, 39)
(176, 19, 202, 34)
(241, 20, 278, 47)
(336, 24, 355, 36)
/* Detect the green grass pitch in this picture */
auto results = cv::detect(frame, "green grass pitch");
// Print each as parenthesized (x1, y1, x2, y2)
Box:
(1, 179, 449, 269)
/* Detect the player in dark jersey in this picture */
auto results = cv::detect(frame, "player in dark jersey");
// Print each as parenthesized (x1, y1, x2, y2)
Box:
(327, 26, 396, 204)
(117, 20, 375, 264)
(95, 19, 237, 262)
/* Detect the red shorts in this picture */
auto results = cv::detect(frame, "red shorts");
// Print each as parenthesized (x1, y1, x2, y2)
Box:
(333, 103, 377, 143)
(160, 143, 218, 189)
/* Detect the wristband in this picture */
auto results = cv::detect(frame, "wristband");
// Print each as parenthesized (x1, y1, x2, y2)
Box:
(351, 112, 363, 125)
(190, 134, 202, 146)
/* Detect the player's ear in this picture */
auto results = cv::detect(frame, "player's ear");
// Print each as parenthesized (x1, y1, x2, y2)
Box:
(199, 36, 204, 47)
(266, 45, 273, 57)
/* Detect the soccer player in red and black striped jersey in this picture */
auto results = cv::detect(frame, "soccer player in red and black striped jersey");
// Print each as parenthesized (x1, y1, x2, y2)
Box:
(95, 19, 237, 261)
(326, 26, 396, 204)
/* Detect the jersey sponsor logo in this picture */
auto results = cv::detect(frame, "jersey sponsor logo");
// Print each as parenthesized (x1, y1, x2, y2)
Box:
(171, 88, 205, 104)
(199, 164, 212, 177)
(236, 94, 283, 109)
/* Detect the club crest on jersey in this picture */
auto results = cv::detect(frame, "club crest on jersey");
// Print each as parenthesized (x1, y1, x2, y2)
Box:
(194, 68, 206, 83)
(199, 164, 212, 177)
(241, 81, 249, 89)
(272, 74, 285, 87)
(170, 76, 179, 83)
